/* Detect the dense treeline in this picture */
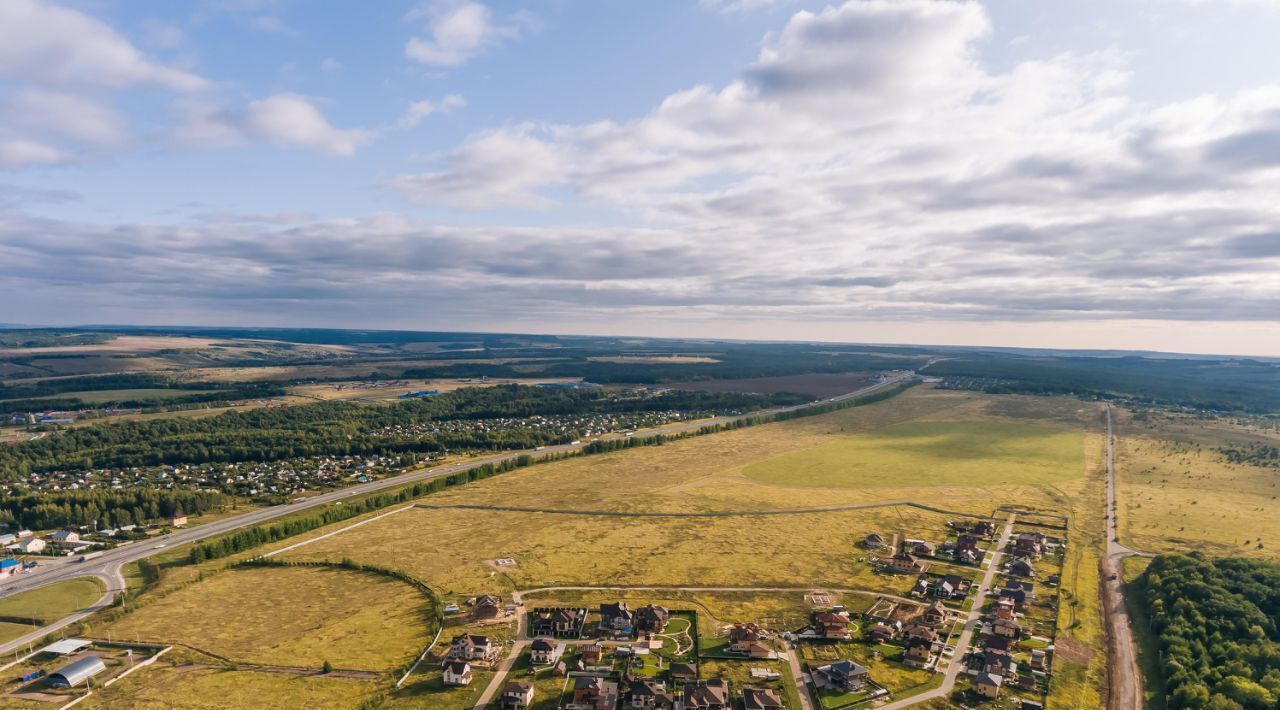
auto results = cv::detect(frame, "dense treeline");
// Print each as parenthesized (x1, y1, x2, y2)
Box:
(190, 455, 533, 563)
(403, 348, 924, 384)
(0, 330, 111, 348)
(925, 355, 1280, 412)
(0, 489, 226, 530)
(0, 373, 199, 400)
(1141, 554, 1280, 708)
(0, 382, 286, 414)
(0, 385, 797, 477)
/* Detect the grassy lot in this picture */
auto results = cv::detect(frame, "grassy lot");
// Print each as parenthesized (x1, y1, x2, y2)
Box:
(743, 420, 1084, 490)
(103, 565, 432, 670)
(700, 658, 803, 708)
(0, 577, 103, 642)
(1115, 408, 1280, 557)
(79, 665, 379, 709)
(799, 640, 933, 695)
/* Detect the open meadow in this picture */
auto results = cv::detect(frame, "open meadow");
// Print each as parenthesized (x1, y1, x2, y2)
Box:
(102, 565, 432, 670)
(1115, 408, 1280, 556)
(0, 578, 103, 644)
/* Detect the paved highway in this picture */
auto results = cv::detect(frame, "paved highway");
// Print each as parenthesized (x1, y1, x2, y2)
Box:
(0, 375, 913, 654)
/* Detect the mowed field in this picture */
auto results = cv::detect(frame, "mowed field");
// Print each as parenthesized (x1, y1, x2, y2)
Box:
(1115, 408, 1280, 557)
(81, 666, 377, 710)
(0, 578, 104, 643)
(103, 565, 432, 670)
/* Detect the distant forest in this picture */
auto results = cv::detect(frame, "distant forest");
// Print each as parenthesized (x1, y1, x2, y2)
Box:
(1140, 554, 1280, 709)
(924, 355, 1280, 412)
(0, 373, 285, 413)
(0, 385, 800, 477)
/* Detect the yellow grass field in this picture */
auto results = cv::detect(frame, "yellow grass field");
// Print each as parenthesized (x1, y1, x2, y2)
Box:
(103, 565, 432, 670)
(1115, 408, 1280, 556)
(80, 665, 379, 710)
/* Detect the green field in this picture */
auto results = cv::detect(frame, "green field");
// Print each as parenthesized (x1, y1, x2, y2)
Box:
(1, 388, 226, 404)
(0, 577, 104, 642)
(744, 420, 1084, 489)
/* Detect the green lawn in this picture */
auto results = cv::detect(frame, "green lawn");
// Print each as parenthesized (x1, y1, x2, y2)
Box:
(744, 420, 1084, 489)
(0, 577, 104, 642)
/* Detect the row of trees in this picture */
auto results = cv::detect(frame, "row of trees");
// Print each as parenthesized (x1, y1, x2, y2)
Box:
(0, 489, 226, 530)
(1141, 553, 1280, 709)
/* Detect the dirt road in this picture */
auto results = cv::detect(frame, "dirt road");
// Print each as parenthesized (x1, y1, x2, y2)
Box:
(1102, 405, 1146, 710)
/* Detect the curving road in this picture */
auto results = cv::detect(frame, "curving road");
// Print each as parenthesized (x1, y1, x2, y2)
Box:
(0, 375, 914, 656)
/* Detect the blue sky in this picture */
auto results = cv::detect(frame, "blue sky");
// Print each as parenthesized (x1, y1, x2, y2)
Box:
(3, 0, 1280, 355)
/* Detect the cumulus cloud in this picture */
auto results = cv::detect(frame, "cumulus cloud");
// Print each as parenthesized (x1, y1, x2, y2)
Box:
(701, 0, 795, 12)
(379, 0, 1280, 328)
(404, 1, 521, 67)
(0, 0, 207, 91)
(398, 94, 466, 128)
(174, 94, 369, 156)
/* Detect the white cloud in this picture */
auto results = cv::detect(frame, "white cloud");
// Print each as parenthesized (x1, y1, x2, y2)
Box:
(243, 95, 367, 155)
(0, 139, 69, 168)
(174, 94, 368, 156)
(4, 90, 125, 147)
(404, 1, 520, 67)
(140, 19, 187, 49)
(249, 15, 300, 36)
(398, 94, 466, 128)
(0, 0, 208, 91)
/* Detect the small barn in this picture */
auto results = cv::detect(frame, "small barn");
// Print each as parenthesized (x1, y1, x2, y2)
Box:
(49, 656, 107, 688)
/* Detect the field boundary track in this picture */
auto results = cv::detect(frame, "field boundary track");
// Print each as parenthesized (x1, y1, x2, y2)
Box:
(411, 501, 1003, 520)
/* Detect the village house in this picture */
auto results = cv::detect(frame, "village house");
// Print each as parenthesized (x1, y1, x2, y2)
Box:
(973, 671, 1004, 699)
(868, 623, 897, 643)
(570, 677, 620, 710)
(813, 610, 852, 639)
(600, 601, 634, 632)
(15, 537, 45, 554)
(862, 533, 887, 549)
(983, 634, 1011, 652)
(984, 649, 1017, 677)
(531, 608, 586, 638)
(168, 512, 188, 528)
(49, 530, 80, 547)
(633, 604, 671, 633)
(728, 623, 767, 652)
(668, 662, 699, 682)
(679, 679, 729, 710)
(742, 687, 784, 710)
(911, 578, 931, 597)
(995, 597, 1017, 621)
(442, 661, 473, 686)
(581, 643, 604, 665)
(903, 623, 939, 646)
(993, 618, 1023, 639)
(813, 660, 869, 691)
(903, 639, 933, 668)
(957, 548, 986, 566)
(501, 681, 535, 709)
(1014, 532, 1045, 558)
(956, 534, 982, 553)
(530, 638, 562, 665)
(923, 600, 949, 627)
(911, 540, 937, 557)
(447, 634, 499, 663)
(472, 594, 503, 620)
(625, 678, 674, 709)
(932, 578, 956, 599)
(1030, 648, 1049, 670)
(999, 586, 1029, 609)
(1009, 559, 1036, 578)
(889, 553, 926, 574)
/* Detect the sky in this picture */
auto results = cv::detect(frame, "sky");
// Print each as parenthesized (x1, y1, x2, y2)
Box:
(2, 0, 1280, 356)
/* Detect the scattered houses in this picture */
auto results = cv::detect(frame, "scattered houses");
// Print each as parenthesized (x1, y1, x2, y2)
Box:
(812, 610, 852, 639)
(472, 594, 504, 620)
(888, 553, 927, 574)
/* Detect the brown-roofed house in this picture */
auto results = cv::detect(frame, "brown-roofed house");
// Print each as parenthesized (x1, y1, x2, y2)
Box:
(681, 679, 729, 709)
(742, 686, 784, 710)
(501, 680, 534, 709)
